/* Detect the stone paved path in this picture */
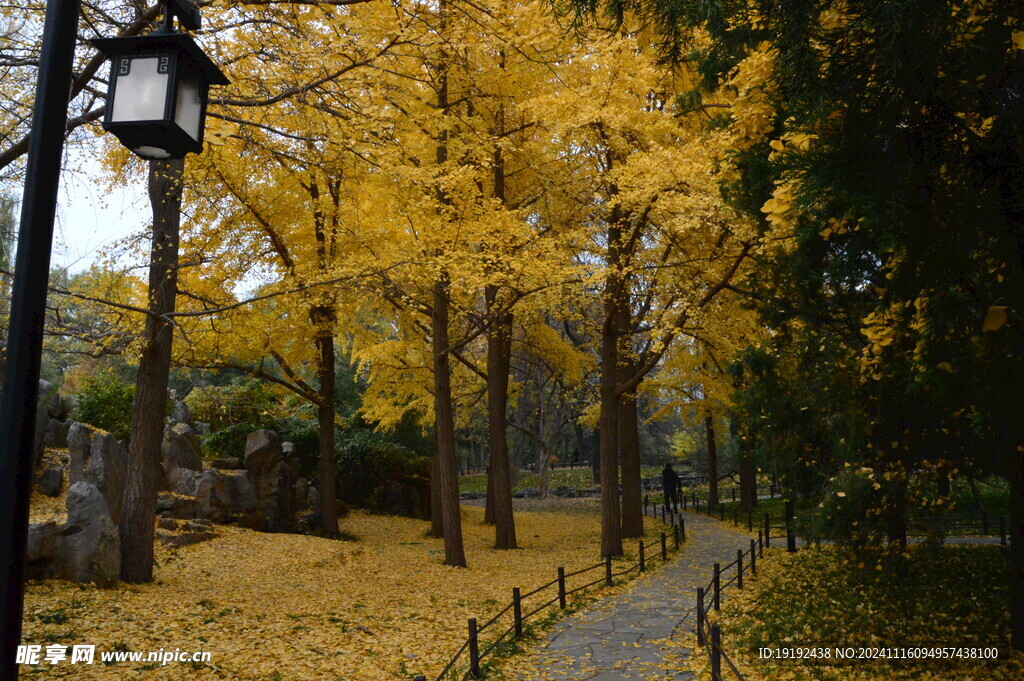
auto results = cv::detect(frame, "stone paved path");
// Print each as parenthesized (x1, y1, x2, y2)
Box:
(507, 512, 753, 681)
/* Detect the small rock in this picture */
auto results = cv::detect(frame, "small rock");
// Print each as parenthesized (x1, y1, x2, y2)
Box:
(37, 466, 63, 497)
(210, 457, 242, 470)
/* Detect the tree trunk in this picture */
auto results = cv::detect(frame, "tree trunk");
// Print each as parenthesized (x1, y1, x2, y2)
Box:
(120, 159, 182, 583)
(433, 275, 466, 567)
(599, 203, 625, 557)
(1012, 449, 1024, 650)
(312, 306, 339, 537)
(486, 286, 516, 548)
(429, 444, 443, 537)
(705, 414, 719, 509)
(536, 363, 551, 498)
(736, 422, 757, 512)
(599, 324, 622, 556)
(483, 465, 495, 525)
(614, 350, 638, 536)
(739, 450, 757, 512)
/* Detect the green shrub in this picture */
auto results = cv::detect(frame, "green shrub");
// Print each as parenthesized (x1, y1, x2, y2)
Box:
(72, 370, 135, 444)
(184, 380, 280, 432)
(336, 429, 430, 518)
(274, 416, 319, 476)
(201, 422, 259, 460)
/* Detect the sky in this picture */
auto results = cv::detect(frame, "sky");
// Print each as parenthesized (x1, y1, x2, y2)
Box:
(47, 145, 149, 274)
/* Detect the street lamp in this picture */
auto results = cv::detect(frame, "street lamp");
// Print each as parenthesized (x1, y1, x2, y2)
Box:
(1, 1, 227, 677)
(91, 0, 228, 159)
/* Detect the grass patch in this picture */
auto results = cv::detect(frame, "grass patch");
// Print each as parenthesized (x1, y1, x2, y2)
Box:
(694, 544, 1024, 680)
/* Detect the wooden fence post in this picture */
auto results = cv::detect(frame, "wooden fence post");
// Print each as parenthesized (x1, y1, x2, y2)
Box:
(764, 513, 771, 548)
(605, 555, 613, 586)
(737, 549, 743, 589)
(558, 567, 566, 609)
(639, 540, 646, 572)
(713, 562, 720, 611)
(674, 524, 680, 549)
(659, 533, 666, 561)
(750, 539, 757, 576)
(468, 618, 480, 679)
(711, 624, 722, 681)
(513, 587, 523, 638)
(1001, 517, 1007, 546)
(680, 516, 686, 541)
(719, 502, 725, 521)
(696, 587, 705, 646)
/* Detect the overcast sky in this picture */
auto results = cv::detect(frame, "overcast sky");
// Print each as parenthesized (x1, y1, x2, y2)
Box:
(49, 146, 149, 274)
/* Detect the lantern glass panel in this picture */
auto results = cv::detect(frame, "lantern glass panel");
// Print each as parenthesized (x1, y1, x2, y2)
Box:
(174, 76, 203, 142)
(110, 55, 172, 123)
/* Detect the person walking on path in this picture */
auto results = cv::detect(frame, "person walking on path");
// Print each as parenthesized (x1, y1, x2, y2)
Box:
(662, 462, 680, 512)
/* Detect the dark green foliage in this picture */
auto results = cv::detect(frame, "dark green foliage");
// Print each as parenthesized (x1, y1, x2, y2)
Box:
(72, 369, 136, 444)
(274, 416, 319, 476)
(200, 422, 258, 460)
(184, 379, 280, 433)
(335, 427, 430, 519)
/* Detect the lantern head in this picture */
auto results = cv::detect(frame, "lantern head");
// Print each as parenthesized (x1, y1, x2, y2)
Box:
(91, 32, 229, 160)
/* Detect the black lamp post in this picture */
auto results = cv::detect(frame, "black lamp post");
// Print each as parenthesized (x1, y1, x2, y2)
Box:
(0, 2, 225, 677)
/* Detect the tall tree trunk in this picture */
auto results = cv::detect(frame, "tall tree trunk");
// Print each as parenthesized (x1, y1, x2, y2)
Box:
(484, 465, 495, 525)
(433, 275, 466, 567)
(599, 205, 625, 557)
(705, 414, 719, 509)
(739, 447, 757, 512)
(599, 325, 622, 556)
(486, 285, 516, 548)
(619, 359, 643, 538)
(120, 159, 182, 583)
(429, 444, 443, 537)
(536, 363, 550, 498)
(312, 306, 339, 537)
(1012, 448, 1024, 650)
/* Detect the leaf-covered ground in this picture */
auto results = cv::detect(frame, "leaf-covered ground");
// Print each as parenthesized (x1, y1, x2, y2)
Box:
(21, 504, 659, 680)
(689, 544, 1024, 681)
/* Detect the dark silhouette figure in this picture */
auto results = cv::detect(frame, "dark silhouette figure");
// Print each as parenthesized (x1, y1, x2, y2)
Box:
(662, 462, 681, 512)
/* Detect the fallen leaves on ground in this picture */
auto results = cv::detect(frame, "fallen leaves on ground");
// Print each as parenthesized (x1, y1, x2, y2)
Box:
(688, 544, 1024, 681)
(21, 504, 662, 680)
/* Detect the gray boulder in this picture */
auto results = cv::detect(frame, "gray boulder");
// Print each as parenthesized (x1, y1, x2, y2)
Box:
(195, 469, 257, 524)
(156, 491, 196, 520)
(244, 430, 282, 476)
(67, 423, 128, 525)
(175, 469, 204, 497)
(60, 482, 120, 587)
(293, 478, 310, 511)
(44, 418, 70, 449)
(194, 422, 211, 436)
(251, 461, 294, 533)
(25, 521, 62, 580)
(37, 466, 63, 497)
(161, 423, 203, 491)
(210, 457, 242, 470)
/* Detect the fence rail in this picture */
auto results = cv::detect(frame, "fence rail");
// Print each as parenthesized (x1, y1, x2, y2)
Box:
(413, 504, 683, 681)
